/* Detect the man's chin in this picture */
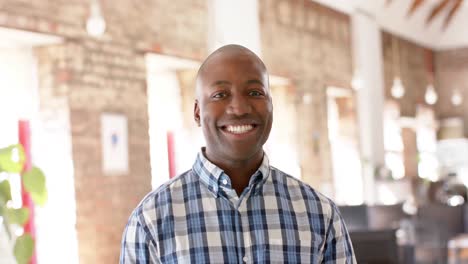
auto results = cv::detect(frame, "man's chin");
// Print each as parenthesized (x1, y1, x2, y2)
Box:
(223, 149, 264, 162)
(205, 144, 264, 162)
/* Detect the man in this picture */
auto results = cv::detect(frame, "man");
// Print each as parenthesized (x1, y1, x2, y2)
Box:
(120, 44, 356, 263)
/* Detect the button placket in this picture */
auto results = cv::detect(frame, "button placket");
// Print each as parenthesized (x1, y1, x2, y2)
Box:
(238, 199, 251, 264)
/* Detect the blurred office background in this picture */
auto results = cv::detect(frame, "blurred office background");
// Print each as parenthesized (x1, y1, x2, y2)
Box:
(1, 0, 468, 263)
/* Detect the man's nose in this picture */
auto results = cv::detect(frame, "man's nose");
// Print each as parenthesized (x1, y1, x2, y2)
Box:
(226, 94, 252, 116)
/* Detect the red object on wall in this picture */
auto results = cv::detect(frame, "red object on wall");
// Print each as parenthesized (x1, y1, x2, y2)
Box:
(167, 131, 176, 179)
(18, 120, 37, 264)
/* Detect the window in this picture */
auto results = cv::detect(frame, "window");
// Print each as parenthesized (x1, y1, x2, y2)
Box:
(416, 106, 439, 181)
(384, 101, 405, 180)
(327, 87, 363, 205)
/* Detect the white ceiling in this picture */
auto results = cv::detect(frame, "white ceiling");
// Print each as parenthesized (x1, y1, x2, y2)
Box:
(312, 0, 468, 50)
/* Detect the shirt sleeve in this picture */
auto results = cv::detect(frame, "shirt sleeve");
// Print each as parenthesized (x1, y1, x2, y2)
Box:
(120, 210, 160, 264)
(322, 203, 357, 264)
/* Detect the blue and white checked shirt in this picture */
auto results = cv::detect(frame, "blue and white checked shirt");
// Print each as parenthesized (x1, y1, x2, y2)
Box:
(120, 151, 356, 263)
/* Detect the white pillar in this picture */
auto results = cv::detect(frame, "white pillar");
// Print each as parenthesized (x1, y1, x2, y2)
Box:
(352, 10, 385, 205)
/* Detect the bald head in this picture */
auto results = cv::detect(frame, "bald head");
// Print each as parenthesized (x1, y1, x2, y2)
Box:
(196, 44, 269, 98)
(193, 44, 273, 169)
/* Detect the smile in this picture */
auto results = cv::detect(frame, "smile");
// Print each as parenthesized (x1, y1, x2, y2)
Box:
(222, 124, 256, 134)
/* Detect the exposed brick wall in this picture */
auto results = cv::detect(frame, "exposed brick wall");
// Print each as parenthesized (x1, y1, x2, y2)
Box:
(1, 1, 208, 263)
(259, 0, 352, 85)
(259, 0, 352, 192)
(381, 32, 431, 179)
(69, 41, 151, 263)
(401, 127, 418, 178)
(0, 0, 208, 58)
(33, 39, 150, 264)
(435, 48, 468, 137)
(381, 32, 431, 117)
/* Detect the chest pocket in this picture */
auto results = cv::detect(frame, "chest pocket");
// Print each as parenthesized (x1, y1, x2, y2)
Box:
(250, 238, 321, 264)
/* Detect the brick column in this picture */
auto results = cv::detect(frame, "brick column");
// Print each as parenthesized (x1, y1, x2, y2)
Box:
(401, 125, 418, 178)
(36, 41, 151, 264)
(258, 0, 352, 197)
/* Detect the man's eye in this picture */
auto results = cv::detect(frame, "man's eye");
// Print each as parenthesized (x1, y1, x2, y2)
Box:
(249, 90, 263, 96)
(212, 92, 227, 99)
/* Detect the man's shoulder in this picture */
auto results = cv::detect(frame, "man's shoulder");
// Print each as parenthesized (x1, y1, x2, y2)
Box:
(134, 169, 194, 215)
(269, 166, 337, 212)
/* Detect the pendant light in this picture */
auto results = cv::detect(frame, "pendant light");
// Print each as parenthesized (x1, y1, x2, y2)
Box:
(451, 88, 463, 106)
(425, 84, 438, 105)
(424, 49, 438, 105)
(391, 36, 405, 98)
(86, 0, 106, 37)
(391, 77, 405, 99)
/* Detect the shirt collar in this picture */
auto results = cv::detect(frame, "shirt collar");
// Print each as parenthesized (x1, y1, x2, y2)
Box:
(192, 149, 270, 197)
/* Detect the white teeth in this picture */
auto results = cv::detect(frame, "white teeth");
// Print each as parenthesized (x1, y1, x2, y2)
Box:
(225, 125, 254, 134)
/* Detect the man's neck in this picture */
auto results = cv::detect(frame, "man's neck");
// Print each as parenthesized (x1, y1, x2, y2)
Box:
(203, 149, 264, 195)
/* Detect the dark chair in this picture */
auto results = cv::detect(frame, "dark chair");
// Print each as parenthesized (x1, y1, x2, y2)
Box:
(367, 203, 407, 230)
(338, 205, 369, 231)
(415, 204, 465, 263)
(464, 205, 468, 232)
(349, 229, 399, 264)
(417, 204, 464, 239)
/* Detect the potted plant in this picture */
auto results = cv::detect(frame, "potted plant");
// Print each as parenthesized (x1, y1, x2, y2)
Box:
(0, 144, 47, 264)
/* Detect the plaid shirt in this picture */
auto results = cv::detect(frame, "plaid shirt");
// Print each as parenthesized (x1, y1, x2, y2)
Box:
(120, 152, 356, 263)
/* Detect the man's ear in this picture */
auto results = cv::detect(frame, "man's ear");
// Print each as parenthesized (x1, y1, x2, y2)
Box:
(194, 100, 201, 127)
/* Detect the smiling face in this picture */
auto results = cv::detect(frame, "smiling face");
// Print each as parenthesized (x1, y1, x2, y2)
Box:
(194, 46, 273, 165)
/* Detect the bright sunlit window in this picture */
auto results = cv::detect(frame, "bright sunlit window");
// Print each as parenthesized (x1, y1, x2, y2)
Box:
(384, 101, 405, 180)
(146, 54, 202, 190)
(327, 88, 363, 205)
(416, 106, 439, 181)
(1, 44, 78, 264)
(0, 47, 30, 215)
(265, 82, 301, 180)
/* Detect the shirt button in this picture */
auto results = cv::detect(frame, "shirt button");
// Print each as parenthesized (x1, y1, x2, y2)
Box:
(222, 179, 228, 185)
(243, 256, 248, 263)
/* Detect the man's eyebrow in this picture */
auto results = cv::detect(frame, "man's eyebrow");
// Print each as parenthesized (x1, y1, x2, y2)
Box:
(211, 80, 231, 87)
(247, 79, 265, 86)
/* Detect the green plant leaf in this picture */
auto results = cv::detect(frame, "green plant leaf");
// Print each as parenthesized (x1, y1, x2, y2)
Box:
(30, 189, 47, 207)
(22, 166, 47, 206)
(0, 144, 25, 173)
(14, 233, 34, 264)
(0, 180, 12, 204)
(4, 207, 29, 226)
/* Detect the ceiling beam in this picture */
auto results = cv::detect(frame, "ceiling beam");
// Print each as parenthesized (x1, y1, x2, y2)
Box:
(426, 0, 451, 24)
(443, 0, 463, 29)
(407, 0, 426, 17)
